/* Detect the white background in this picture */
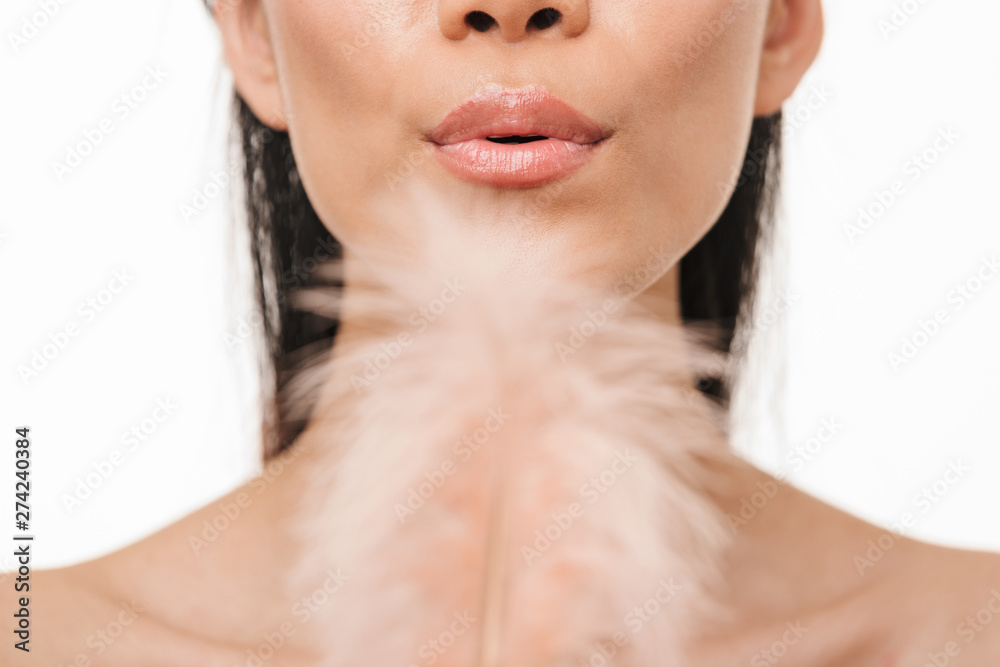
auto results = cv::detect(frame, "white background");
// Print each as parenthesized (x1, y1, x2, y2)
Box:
(0, 0, 998, 569)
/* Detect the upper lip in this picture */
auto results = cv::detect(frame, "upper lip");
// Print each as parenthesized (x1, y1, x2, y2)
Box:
(428, 87, 607, 146)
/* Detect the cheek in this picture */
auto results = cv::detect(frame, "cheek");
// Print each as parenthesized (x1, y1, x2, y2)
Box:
(612, 0, 769, 256)
(267, 2, 430, 250)
(263, 0, 769, 283)
(537, 0, 769, 286)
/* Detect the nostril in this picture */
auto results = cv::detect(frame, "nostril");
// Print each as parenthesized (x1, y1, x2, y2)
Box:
(465, 11, 496, 32)
(528, 8, 561, 30)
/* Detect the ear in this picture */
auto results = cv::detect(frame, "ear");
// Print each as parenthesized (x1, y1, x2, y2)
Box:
(754, 0, 824, 117)
(213, 0, 288, 131)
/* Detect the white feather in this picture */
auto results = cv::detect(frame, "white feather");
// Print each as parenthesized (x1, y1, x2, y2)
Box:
(280, 179, 735, 666)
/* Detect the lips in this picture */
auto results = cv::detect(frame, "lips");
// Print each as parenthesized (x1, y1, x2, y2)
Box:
(427, 88, 608, 188)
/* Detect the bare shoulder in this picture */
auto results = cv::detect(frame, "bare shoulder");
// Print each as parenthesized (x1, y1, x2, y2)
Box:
(686, 456, 1000, 665)
(3, 471, 314, 667)
(0, 563, 130, 665)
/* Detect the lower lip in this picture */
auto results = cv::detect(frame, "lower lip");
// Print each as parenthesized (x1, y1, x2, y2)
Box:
(429, 137, 603, 188)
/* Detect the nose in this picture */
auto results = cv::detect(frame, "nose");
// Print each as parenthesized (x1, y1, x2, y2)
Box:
(439, 0, 590, 42)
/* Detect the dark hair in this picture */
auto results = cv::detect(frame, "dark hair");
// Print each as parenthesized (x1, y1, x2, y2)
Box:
(230, 91, 782, 459)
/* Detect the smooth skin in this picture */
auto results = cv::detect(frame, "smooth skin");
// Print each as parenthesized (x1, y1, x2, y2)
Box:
(12, 1, 1000, 665)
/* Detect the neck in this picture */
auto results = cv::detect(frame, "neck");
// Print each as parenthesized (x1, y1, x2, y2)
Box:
(49, 255, 918, 666)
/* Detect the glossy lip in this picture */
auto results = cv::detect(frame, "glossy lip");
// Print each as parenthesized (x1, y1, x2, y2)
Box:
(426, 87, 608, 188)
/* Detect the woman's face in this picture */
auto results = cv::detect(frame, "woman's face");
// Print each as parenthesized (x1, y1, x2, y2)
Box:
(231, 0, 815, 290)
